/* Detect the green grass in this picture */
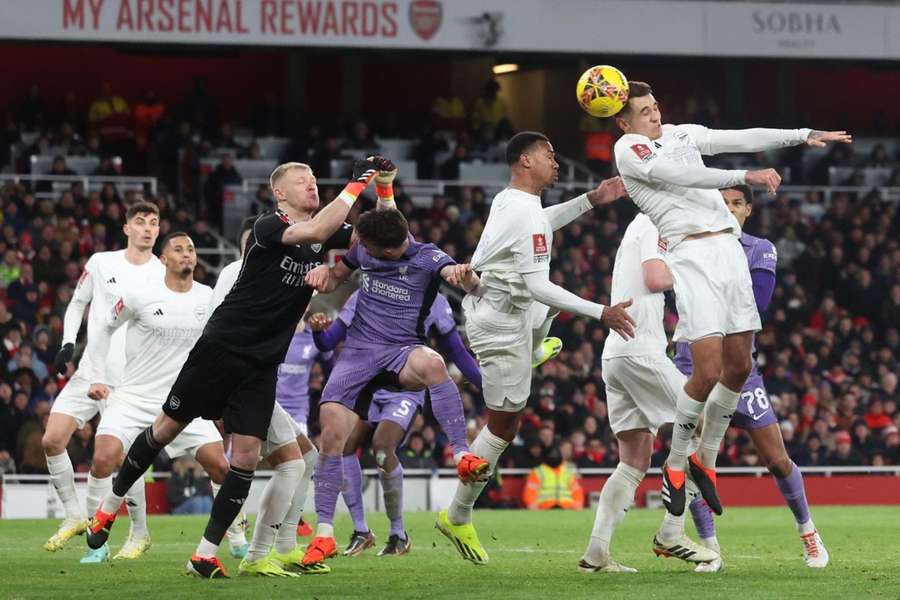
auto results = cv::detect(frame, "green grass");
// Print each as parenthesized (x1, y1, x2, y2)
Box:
(1, 507, 897, 600)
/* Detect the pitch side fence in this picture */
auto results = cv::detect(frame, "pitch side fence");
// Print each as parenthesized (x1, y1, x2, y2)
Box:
(2, 466, 898, 519)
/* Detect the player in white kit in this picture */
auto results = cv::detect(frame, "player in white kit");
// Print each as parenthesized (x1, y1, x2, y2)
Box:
(579, 213, 717, 573)
(42, 202, 164, 555)
(437, 131, 635, 564)
(613, 81, 851, 516)
(83, 232, 228, 562)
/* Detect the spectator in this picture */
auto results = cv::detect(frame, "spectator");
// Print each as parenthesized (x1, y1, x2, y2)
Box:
(66, 421, 94, 471)
(166, 457, 213, 514)
(828, 431, 865, 466)
(399, 433, 437, 470)
(202, 155, 241, 228)
(522, 447, 584, 510)
(471, 79, 510, 133)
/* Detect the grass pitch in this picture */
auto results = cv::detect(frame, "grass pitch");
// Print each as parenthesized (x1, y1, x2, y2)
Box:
(1, 506, 896, 599)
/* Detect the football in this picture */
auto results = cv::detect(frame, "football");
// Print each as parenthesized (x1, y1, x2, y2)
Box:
(576, 64, 630, 118)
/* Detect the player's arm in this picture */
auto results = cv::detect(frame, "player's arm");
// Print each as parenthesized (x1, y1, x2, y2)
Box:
(374, 157, 398, 210)
(750, 240, 778, 315)
(279, 157, 380, 246)
(309, 313, 348, 352)
(56, 260, 95, 373)
(440, 264, 481, 295)
(637, 224, 673, 293)
(618, 136, 747, 190)
(681, 124, 851, 155)
(436, 328, 482, 390)
(305, 255, 355, 293)
(87, 296, 134, 400)
(543, 177, 627, 230)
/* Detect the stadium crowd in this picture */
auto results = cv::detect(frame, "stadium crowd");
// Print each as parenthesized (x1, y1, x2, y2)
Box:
(1, 83, 899, 482)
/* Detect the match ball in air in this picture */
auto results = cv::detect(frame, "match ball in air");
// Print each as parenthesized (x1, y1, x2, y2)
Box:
(576, 65, 629, 118)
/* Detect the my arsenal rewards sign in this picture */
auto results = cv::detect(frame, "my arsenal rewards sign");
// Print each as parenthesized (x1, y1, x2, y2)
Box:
(409, 0, 442, 40)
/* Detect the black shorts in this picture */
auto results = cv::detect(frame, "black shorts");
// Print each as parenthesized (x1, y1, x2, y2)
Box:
(163, 336, 277, 440)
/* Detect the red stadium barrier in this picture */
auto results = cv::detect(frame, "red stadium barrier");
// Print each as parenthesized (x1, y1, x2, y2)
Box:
(500, 474, 900, 508)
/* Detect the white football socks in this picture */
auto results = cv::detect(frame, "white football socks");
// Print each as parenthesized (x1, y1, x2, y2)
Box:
(246, 458, 304, 562)
(584, 463, 644, 564)
(46, 452, 82, 520)
(275, 447, 317, 554)
(669, 389, 705, 470)
(448, 427, 508, 526)
(86, 473, 113, 518)
(125, 478, 149, 538)
(698, 383, 740, 468)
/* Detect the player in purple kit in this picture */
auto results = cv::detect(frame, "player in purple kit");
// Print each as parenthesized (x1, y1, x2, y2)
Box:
(277, 320, 334, 437)
(309, 290, 482, 557)
(674, 185, 828, 570)
(299, 208, 485, 570)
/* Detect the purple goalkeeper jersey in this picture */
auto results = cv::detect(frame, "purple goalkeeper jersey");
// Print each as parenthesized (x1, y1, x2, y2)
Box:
(674, 231, 777, 379)
(338, 290, 457, 338)
(341, 239, 455, 349)
(276, 328, 331, 422)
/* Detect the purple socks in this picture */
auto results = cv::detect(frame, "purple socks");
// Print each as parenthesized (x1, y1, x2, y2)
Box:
(689, 497, 716, 539)
(429, 379, 469, 456)
(380, 464, 405, 538)
(314, 454, 343, 528)
(341, 454, 369, 532)
(775, 461, 812, 525)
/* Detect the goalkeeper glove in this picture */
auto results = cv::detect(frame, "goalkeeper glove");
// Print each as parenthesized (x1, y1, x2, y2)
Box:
(373, 156, 397, 208)
(338, 157, 379, 207)
(54, 343, 75, 374)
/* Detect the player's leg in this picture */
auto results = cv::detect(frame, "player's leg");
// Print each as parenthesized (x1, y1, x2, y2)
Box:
(581, 428, 650, 573)
(398, 346, 487, 480)
(663, 335, 723, 516)
(371, 420, 411, 556)
(688, 331, 753, 515)
(303, 401, 359, 568)
(239, 439, 303, 577)
(341, 420, 375, 556)
(42, 410, 88, 550)
(79, 434, 123, 563)
(87, 412, 188, 550)
(274, 432, 317, 553)
(749, 423, 828, 567)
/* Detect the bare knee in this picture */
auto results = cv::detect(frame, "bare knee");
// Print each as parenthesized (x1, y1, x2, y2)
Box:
(767, 455, 793, 479)
(722, 354, 752, 389)
(42, 431, 68, 456)
(206, 455, 231, 484)
(687, 365, 720, 400)
(91, 449, 118, 478)
(42, 417, 76, 456)
(409, 349, 449, 387)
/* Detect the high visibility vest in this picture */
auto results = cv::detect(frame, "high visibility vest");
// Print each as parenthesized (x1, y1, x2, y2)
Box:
(533, 464, 576, 509)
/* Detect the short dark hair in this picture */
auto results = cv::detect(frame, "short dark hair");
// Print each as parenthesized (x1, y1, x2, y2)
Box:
(505, 131, 550, 166)
(619, 81, 653, 116)
(356, 209, 409, 249)
(238, 216, 256, 249)
(160, 231, 192, 248)
(722, 184, 754, 204)
(125, 201, 159, 221)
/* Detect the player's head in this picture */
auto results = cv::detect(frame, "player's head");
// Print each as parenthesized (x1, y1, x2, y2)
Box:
(123, 201, 160, 251)
(159, 232, 196, 279)
(506, 131, 559, 189)
(721, 185, 754, 227)
(355, 209, 410, 260)
(270, 162, 318, 213)
(615, 81, 662, 140)
(238, 216, 256, 258)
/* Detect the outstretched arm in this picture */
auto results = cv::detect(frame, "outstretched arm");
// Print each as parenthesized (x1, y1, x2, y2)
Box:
(682, 124, 851, 155)
(543, 177, 627, 231)
(311, 317, 348, 352)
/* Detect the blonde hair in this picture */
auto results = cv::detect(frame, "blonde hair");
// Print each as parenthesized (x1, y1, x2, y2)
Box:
(269, 162, 312, 191)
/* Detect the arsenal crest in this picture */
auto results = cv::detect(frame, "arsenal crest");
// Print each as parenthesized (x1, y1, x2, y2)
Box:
(409, 0, 442, 41)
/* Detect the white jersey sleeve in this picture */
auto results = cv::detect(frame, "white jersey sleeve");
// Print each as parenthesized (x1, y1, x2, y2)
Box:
(678, 124, 811, 155)
(543, 194, 592, 231)
(90, 293, 136, 385)
(210, 259, 242, 311)
(639, 223, 664, 264)
(62, 256, 95, 345)
(616, 133, 746, 190)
